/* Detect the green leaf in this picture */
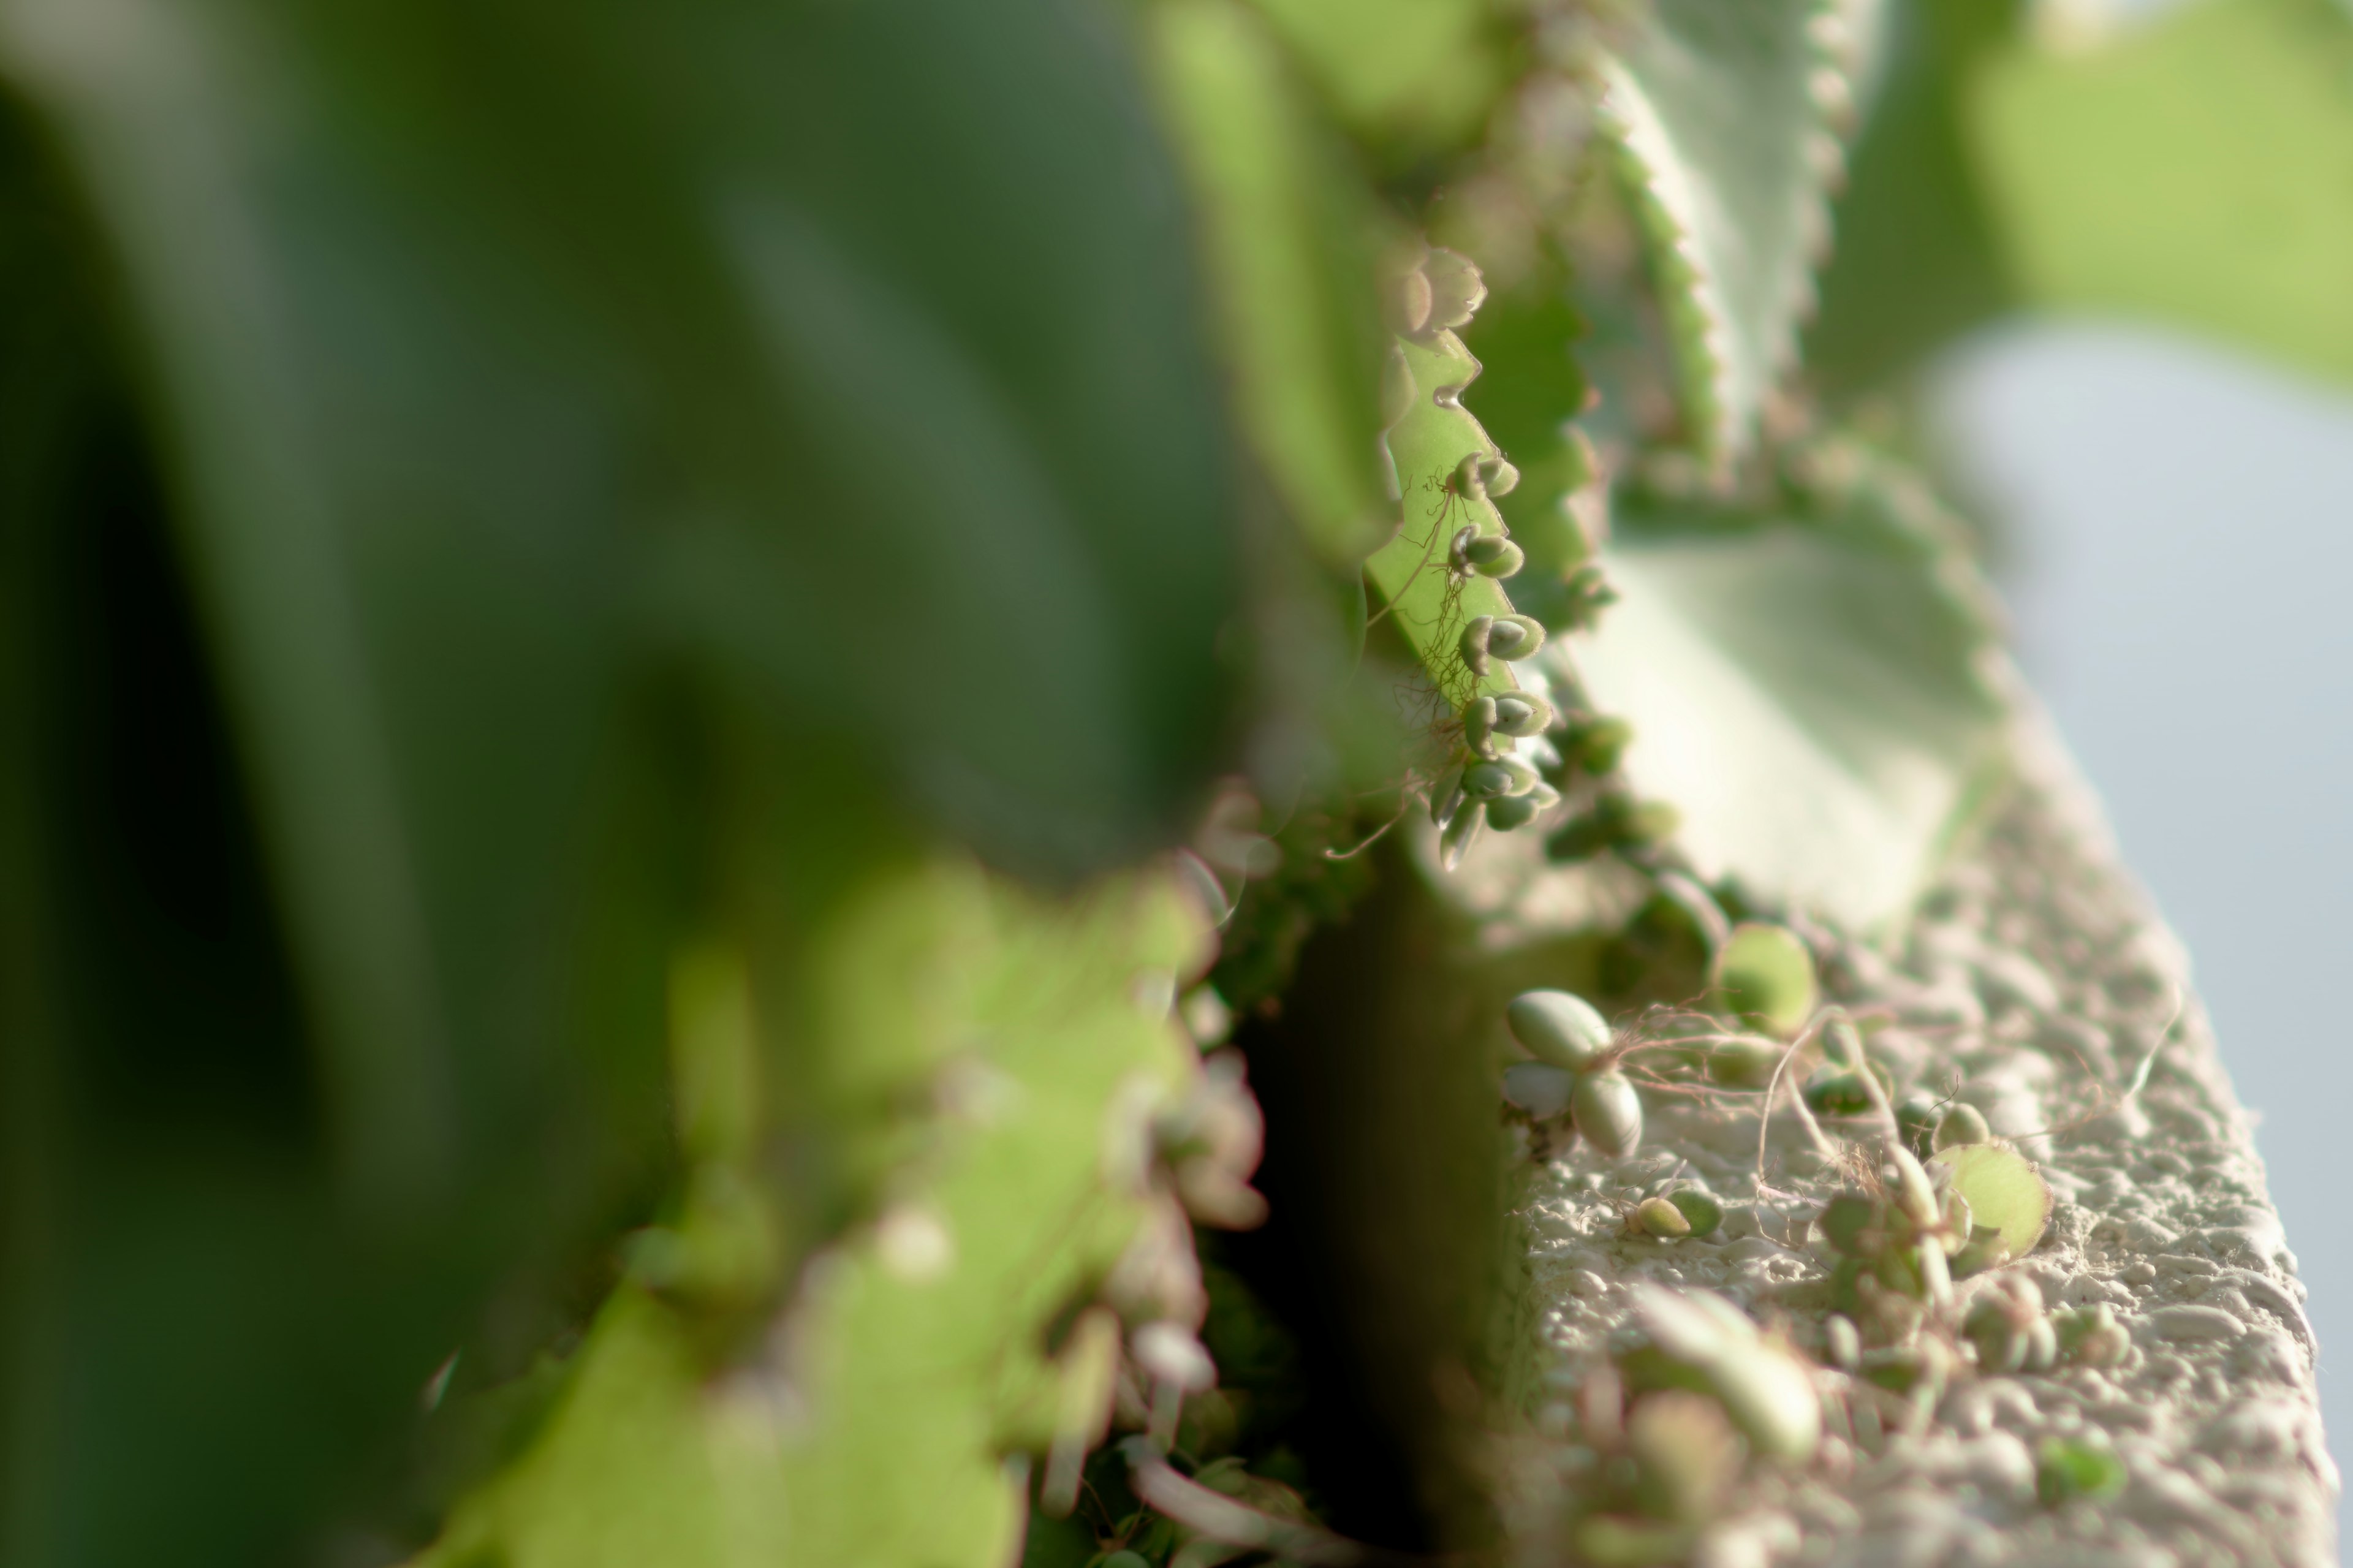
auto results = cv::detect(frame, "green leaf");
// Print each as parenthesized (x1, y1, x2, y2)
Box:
(1366, 327, 1525, 714)
(1969, 0, 2353, 385)
(1805, 0, 2028, 398)
(1930, 1142, 2053, 1260)
(1598, 0, 1856, 461)
(0, 0, 1243, 1558)
(1562, 444, 2007, 929)
(1242, 0, 1507, 160)
(1147, 0, 1391, 565)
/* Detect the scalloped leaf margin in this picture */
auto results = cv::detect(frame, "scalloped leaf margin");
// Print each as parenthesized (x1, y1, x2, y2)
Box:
(1597, 0, 1872, 464)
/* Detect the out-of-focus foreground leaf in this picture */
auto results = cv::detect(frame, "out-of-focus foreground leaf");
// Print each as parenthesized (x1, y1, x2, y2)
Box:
(413, 868, 1208, 1568)
(1970, 0, 2353, 385)
(1563, 444, 2007, 929)
(0, 0, 1243, 1560)
(1597, 0, 1862, 463)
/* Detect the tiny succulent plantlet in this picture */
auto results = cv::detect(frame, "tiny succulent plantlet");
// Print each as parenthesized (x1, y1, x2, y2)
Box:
(1710, 922, 1819, 1039)
(1507, 989, 1613, 1072)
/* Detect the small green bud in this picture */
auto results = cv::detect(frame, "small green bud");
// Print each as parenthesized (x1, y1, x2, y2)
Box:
(1483, 781, 1558, 831)
(1457, 531, 1525, 578)
(1823, 1314, 1860, 1371)
(1934, 1102, 1993, 1149)
(1502, 1060, 1577, 1120)
(1706, 1036, 1783, 1089)
(2053, 1305, 2128, 1368)
(1571, 715, 1634, 775)
(1562, 562, 1619, 627)
(1964, 1298, 2025, 1374)
(1619, 800, 1680, 846)
(1490, 689, 1552, 737)
(1460, 616, 1496, 681)
(1450, 450, 1518, 499)
(1859, 1338, 1956, 1401)
(1637, 1195, 1691, 1238)
(1710, 923, 1818, 1039)
(1949, 1225, 2010, 1281)
(1506, 989, 1613, 1071)
(1572, 1070, 1643, 1156)
(1667, 1190, 1722, 1237)
(1483, 615, 1547, 663)
(1803, 1062, 1890, 1118)
(1553, 793, 1683, 862)
(2037, 1437, 2126, 1506)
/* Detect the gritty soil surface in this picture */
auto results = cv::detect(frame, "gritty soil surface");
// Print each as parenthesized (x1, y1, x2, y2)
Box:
(1491, 727, 2336, 1567)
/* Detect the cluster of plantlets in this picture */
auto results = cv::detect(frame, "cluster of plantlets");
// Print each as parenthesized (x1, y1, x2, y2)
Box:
(1498, 918, 1833, 1164)
(1029, 1255, 1406, 1568)
(1557, 1287, 1822, 1567)
(1501, 988, 1647, 1157)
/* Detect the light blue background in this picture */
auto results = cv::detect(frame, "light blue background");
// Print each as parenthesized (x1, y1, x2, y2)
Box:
(1932, 320, 2353, 1524)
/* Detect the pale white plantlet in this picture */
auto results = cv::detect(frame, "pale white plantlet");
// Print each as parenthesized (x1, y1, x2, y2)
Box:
(1502, 1060, 1577, 1120)
(1505, 989, 1612, 1071)
(1490, 689, 1552, 735)
(1572, 1069, 1643, 1156)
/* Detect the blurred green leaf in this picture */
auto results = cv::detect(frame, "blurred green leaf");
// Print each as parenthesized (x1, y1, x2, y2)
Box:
(1564, 445, 2007, 928)
(1243, 0, 1507, 162)
(1148, 0, 1390, 567)
(1598, 0, 1854, 461)
(0, 0, 1246, 1559)
(1970, 0, 2353, 384)
(1805, 0, 2026, 398)
(417, 866, 1211, 1568)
